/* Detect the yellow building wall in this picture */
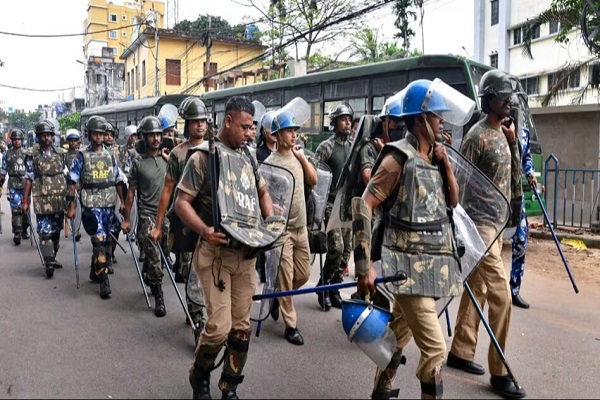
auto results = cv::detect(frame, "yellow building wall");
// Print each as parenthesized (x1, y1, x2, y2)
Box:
(84, 0, 165, 61)
(122, 36, 264, 99)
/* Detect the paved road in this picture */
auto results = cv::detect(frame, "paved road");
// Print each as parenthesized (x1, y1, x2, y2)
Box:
(0, 195, 599, 399)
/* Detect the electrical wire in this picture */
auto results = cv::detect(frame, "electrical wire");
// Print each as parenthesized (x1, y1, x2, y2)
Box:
(0, 23, 143, 38)
(0, 83, 84, 92)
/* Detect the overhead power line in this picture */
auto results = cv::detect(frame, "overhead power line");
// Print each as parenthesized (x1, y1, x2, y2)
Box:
(182, 0, 393, 93)
(0, 23, 143, 38)
(0, 83, 83, 92)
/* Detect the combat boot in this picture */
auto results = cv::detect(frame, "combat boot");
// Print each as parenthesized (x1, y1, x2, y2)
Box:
(151, 284, 166, 317)
(330, 290, 343, 309)
(44, 257, 55, 278)
(371, 350, 406, 399)
(100, 275, 112, 299)
(13, 234, 21, 245)
(316, 278, 331, 311)
(221, 390, 238, 399)
(22, 231, 30, 240)
(189, 367, 212, 399)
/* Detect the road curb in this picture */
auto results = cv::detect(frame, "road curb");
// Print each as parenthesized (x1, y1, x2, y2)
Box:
(528, 228, 600, 249)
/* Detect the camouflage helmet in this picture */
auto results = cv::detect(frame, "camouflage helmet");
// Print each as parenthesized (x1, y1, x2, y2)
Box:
(329, 103, 354, 121)
(35, 120, 56, 136)
(105, 121, 119, 139)
(85, 116, 108, 137)
(10, 129, 25, 140)
(178, 96, 209, 120)
(138, 116, 163, 135)
(478, 70, 515, 97)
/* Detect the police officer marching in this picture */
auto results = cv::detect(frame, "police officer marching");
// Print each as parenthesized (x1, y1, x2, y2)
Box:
(67, 116, 126, 299)
(121, 116, 170, 317)
(175, 96, 278, 400)
(352, 79, 472, 399)
(22, 120, 70, 278)
(150, 96, 209, 335)
(0, 128, 30, 245)
(315, 103, 354, 310)
(264, 98, 318, 346)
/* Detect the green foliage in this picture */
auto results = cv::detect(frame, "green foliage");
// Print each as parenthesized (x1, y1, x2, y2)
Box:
(393, 0, 417, 51)
(350, 27, 421, 63)
(8, 111, 41, 131)
(58, 112, 81, 133)
(174, 15, 249, 40)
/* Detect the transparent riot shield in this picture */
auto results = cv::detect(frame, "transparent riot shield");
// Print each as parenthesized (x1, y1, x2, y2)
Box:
(437, 146, 510, 315)
(71, 197, 82, 239)
(251, 162, 295, 322)
(158, 104, 179, 125)
(309, 162, 332, 231)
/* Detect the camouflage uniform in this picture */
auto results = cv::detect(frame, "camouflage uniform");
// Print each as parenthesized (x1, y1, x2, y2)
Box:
(70, 144, 123, 283)
(24, 146, 69, 269)
(354, 133, 462, 399)
(106, 143, 130, 261)
(450, 119, 521, 377)
(315, 135, 352, 296)
(128, 151, 168, 287)
(166, 141, 205, 326)
(179, 141, 270, 397)
(1, 147, 30, 238)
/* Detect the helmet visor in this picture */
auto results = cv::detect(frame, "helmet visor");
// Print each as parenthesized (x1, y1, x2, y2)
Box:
(425, 79, 475, 126)
(252, 101, 267, 125)
(158, 104, 179, 124)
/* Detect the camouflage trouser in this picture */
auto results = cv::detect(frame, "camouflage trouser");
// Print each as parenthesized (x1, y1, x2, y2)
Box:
(88, 207, 116, 277)
(8, 188, 29, 235)
(181, 251, 205, 325)
(137, 214, 168, 286)
(36, 213, 64, 260)
(510, 201, 528, 295)
(323, 204, 352, 285)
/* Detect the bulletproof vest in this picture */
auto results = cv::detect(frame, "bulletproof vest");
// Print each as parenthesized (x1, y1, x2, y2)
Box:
(107, 144, 127, 170)
(376, 135, 460, 297)
(31, 147, 68, 215)
(80, 149, 117, 208)
(327, 136, 350, 201)
(5, 148, 27, 189)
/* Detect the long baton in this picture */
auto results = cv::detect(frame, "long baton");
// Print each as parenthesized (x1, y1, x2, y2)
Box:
(109, 232, 128, 254)
(252, 273, 407, 301)
(26, 212, 45, 269)
(157, 244, 198, 331)
(444, 308, 453, 337)
(70, 219, 80, 289)
(464, 282, 522, 391)
(532, 186, 579, 293)
(126, 233, 151, 308)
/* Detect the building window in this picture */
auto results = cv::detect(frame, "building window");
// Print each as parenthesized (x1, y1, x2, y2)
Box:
(569, 68, 580, 88)
(520, 76, 539, 95)
(131, 68, 135, 93)
(490, 54, 498, 69)
(126, 72, 130, 95)
(491, 0, 499, 26)
(111, 47, 118, 56)
(109, 14, 117, 22)
(166, 59, 181, 86)
(529, 24, 540, 40)
(122, 14, 127, 21)
(513, 27, 522, 45)
(548, 68, 581, 91)
(142, 61, 146, 86)
(135, 66, 139, 90)
(122, 31, 127, 37)
(549, 20, 559, 34)
(109, 30, 118, 39)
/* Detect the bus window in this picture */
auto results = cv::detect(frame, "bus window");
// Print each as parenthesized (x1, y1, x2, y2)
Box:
(324, 79, 369, 100)
(372, 96, 387, 115)
(347, 98, 367, 119)
(372, 73, 406, 96)
(284, 85, 320, 103)
(215, 111, 225, 128)
(253, 90, 282, 107)
(301, 101, 321, 133)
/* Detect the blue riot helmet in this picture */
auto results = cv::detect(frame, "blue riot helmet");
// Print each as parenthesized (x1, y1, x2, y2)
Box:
(342, 300, 396, 369)
(401, 78, 475, 126)
(381, 88, 406, 119)
(65, 129, 81, 141)
(271, 97, 310, 135)
(161, 116, 175, 131)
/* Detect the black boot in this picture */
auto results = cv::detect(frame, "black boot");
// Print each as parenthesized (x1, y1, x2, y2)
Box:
(100, 275, 112, 299)
(221, 390, 239, 400)
(151, 284, 166, 317)
(189, 367, 212, 400)
(89, 267, 101, 283)
(329, 290, 343, 309)
(512, 293, 530, 309)
(13, 234, 21, 245)
(44, 257, 55, 278)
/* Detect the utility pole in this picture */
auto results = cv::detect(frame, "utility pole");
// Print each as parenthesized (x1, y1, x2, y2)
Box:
(204, 15, 213, 93)
(154, 9, 160, 97)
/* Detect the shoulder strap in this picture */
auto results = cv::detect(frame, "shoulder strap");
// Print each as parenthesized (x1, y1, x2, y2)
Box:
(243, 146, 261, 187)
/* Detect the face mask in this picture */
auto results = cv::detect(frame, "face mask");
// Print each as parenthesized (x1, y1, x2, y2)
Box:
(388, 128, 406, 142)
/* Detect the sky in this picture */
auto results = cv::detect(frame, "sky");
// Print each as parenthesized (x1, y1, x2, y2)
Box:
(0, 0, 472, 112)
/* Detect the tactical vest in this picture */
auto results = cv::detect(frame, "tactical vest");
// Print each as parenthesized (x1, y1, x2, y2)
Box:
(6, 148, 27, 190)
(31, 148, 68, 215)
(327, 137, 350, 201)
(376, 135, 461, 297)
(80, 149, 117, 208)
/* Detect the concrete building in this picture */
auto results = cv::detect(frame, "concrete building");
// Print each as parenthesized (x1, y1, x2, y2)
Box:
(120, 27, 266, 99)
(84, 0, 165, 61)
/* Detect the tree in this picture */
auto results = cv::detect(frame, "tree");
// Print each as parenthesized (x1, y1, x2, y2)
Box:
(521, 0, 599, 106)
(349, 27, 421, 63)
(393, 0, 417, 52)
(8, 111, 42, 131)
(174, 15, 248, 40)
(58, 112, 81, 133)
